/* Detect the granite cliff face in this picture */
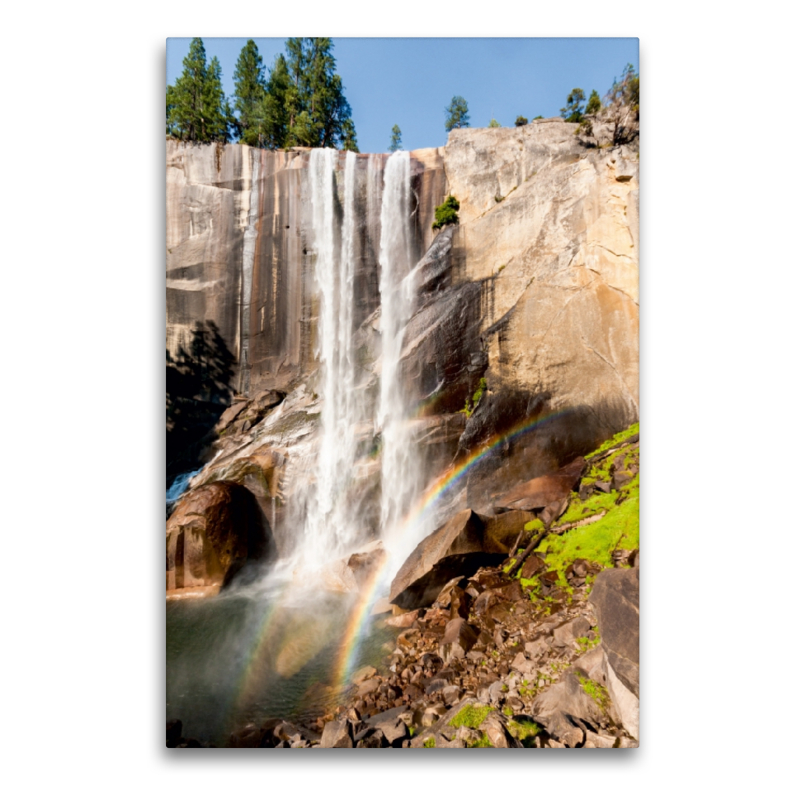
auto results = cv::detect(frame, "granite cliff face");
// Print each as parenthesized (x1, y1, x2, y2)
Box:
(165, 120, 638, 582)
(167, 142, 446, 395)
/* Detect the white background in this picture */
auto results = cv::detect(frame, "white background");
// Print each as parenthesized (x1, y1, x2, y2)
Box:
(1, 1, 796, 796)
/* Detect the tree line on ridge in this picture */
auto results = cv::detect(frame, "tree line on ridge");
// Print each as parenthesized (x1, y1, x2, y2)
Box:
(166, 38, 358, 151)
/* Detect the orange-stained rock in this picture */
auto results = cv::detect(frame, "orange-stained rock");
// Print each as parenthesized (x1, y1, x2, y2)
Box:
(166, 480, 274, 591)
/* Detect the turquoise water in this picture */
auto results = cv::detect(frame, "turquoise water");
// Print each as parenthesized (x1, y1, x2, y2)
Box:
(166, 582, 393, 745)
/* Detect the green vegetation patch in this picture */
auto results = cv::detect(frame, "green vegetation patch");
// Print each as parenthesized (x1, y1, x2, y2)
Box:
(557, 485, 619, 526)
(461, 377, 487, 419)
(577, 675, 611, 712)
(423, 736, 436, 748)
(506, 718, 541, 747)
(535, 477, 638, 576)
(524, 518, 546, 533)
(450, 704, 491, 730)
(585, 422, 639, 460)
(467, 732, 493, 748)
(432, 195, 460, 231)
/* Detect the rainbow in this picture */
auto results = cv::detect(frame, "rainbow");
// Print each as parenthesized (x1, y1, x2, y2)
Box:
(331, 551, 391, 692)
(405, 408, 573, 527)
(226, 583, 292, 725)
(228, 408, 573, 715)
(328, 408, 572, 694)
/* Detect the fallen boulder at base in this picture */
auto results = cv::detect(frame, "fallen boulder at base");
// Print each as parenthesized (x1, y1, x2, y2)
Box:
(166, 480, 275, 591)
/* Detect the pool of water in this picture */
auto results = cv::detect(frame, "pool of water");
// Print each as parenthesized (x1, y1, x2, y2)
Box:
(166, 578, 394, 745)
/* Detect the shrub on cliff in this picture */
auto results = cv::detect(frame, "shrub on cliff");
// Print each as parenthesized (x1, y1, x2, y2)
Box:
(515, 116, 528, 127)
(432, 195, 460, 230)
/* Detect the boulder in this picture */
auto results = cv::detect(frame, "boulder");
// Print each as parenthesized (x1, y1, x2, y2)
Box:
(532, 671, 606, 747)
(364, 707, 410, 747)
(524, 640, 549, 661)
(553, 617, 592, 647)
(439, 618, 479, 663)
(573, 645, 606, 685)
(491, 457, 585, 513)
(389, 509, 509, 609)
(320, 719, 354, 748)
(590, 568, 639, 694)
(520, 554, 546, 579)
(355, 728, 389, 748)
(479, 712, 523, 748)
(166, 481, 275, 591)
(590, 567, 639, 740)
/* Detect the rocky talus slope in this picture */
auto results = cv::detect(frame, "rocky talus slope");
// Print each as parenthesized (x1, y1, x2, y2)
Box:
(168, 424, 640, 748)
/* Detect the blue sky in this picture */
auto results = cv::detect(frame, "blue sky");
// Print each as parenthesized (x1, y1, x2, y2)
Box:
(167, 38, 638, 154)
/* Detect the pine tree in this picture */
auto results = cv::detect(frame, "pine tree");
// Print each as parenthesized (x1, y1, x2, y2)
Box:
(560, 88, 586, 123)
(260, 54, 290, 149)
(488, 118, 500, 128)
(389, 124, 402, 152)
(166, 38, 233, 143)
(279, 37, 357, 149)
(585, 89, 602, 116)
(340, 119, 359, 153)
(445, 96, 470, 132)
(233, 40, 267, 147)
(204, 56, 234, 142)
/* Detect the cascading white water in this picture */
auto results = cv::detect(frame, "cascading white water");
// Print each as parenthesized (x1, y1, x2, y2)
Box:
(302, 149, 362, 567)
(377, 151, 420, 551)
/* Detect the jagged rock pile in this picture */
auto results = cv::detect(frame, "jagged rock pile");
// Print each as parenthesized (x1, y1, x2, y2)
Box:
(167, 424, 640, 749)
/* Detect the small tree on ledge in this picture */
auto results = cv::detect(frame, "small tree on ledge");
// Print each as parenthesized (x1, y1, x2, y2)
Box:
(432, 195, 460, 230)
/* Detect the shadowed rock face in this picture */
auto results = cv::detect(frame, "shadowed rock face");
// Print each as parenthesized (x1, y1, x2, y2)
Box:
(399, 281, 487, 415)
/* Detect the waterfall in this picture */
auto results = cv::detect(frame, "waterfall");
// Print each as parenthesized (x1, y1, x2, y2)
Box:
(238, 151, 260, 395)
(295, 148, 421, 572)
(377, 151, 419, 551)
(303, 149, 361, 566)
